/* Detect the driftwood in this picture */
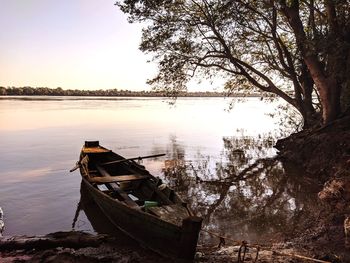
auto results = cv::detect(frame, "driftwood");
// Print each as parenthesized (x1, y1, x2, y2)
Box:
(0, 231, 109, 252)
(0, 231, 168, 263)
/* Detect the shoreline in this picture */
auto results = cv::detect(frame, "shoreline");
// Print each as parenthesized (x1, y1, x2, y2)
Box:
(0, 86, 275, 98)
(0, 231, 334, 263)
(0, 94, 265, 98)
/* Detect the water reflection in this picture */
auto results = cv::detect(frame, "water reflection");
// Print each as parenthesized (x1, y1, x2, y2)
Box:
(73, 181, 137, 246)
(66, 135, 322, 247)
(0, 96, 309, 240)
(161, 135, 322, 245)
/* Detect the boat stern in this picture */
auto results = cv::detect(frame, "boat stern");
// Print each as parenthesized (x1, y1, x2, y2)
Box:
(179, 216, 203, 260)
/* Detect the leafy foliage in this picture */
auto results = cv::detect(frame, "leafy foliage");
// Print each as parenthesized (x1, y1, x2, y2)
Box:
(117, 0, 350, 127)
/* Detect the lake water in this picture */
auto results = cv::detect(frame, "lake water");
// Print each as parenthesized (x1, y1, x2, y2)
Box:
(0, 96, 321, 245)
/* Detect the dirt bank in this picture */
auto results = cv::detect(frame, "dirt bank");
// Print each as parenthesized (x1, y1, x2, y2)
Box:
(276, 116, 350, 179)
(275, 115, 350, 261)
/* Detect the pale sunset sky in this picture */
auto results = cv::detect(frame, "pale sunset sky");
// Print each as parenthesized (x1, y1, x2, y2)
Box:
(0, 0, 158, 91)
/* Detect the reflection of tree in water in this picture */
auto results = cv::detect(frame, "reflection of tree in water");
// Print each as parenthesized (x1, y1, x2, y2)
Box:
(162, 135, 322, 244)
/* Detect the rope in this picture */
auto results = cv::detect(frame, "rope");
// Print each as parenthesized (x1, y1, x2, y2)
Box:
(200, 228, 331, 263)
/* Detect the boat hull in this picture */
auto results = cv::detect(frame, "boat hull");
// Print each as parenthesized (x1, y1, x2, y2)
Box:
(77, 141, 202, 260)
(82, 177, 189, 259)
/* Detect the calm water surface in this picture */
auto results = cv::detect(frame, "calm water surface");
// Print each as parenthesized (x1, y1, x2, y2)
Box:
(0, 96, 321, 245)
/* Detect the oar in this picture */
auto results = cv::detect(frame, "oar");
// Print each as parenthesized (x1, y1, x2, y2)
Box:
(69, 156, 89, 173)
(69, 162, 80, 172)
(101, 153, 166, 166)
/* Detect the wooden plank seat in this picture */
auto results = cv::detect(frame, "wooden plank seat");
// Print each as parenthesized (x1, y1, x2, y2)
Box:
(88, 174, 148, 184)
(94, 164, 148, 183)
(94, 164, 140, 208)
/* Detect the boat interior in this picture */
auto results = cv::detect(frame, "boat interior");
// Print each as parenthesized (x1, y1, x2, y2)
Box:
(80, 143, 191, 225)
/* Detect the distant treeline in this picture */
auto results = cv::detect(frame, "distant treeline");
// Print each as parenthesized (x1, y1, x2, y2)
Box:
(0, 86, 229, 97)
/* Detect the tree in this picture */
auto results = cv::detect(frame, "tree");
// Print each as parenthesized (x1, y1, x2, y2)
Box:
(0, 87, 6, 95)
(117, 0, 350, 127)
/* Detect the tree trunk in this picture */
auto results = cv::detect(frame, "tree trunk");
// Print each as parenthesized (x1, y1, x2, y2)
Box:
(298, 103, 318, 128)
(305, 57, 341, 124)
(298, 65, 318, 128)
(279, 2, 341, 125)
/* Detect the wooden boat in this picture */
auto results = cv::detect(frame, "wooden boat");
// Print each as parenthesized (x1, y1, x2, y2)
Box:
(74, 141, 202, 260)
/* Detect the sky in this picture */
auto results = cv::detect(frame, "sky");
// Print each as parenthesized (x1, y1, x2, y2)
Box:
(0, 0, 158, 91)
